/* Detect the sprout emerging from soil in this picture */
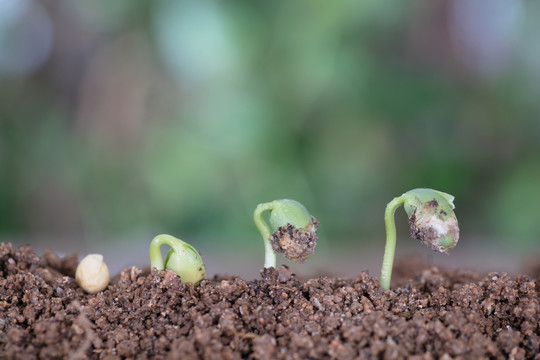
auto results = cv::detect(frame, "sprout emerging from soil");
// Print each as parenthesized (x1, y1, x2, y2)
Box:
(149, 234, 206, 283)
(254, 199, 319, 268)
(75, 254, 110, 294)
(380, 188, 460, 290)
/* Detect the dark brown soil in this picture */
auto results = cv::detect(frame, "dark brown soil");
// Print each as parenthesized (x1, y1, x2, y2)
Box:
(1, 242, 538, 359)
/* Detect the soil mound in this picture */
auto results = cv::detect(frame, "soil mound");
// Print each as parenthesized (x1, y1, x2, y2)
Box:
(1, 243, 538, 359)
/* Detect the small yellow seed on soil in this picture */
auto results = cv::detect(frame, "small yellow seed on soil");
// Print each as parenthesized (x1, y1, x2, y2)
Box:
(75, 254, 110, 293)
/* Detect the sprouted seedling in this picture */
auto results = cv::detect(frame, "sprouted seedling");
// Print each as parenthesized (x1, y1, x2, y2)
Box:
(149, 234, 206, 283)
(380, 188, 460, 291)
(254, 199, 320, 268)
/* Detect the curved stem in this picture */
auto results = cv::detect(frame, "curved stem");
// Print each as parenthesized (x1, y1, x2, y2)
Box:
(380, 195, 406, 291)
(149, 234, 184, 271)
(254, 202, 276, 268)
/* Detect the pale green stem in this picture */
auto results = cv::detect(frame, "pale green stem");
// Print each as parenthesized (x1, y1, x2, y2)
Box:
(381, 195, 406, 291)
(254, 202, 276, 268)
(149, 234, 184, 270)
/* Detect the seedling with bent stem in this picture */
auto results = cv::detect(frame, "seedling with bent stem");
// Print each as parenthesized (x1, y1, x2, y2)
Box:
(254, 199, 319, 268)
(381, 188, 460, 290)
(149, 234, 206, 283)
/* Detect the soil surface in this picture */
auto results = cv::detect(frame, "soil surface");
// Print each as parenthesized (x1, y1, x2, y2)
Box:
(1, 242, 538, 359)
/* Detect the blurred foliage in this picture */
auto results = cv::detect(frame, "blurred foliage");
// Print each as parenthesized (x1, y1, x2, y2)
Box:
(1, 0, 539, 250)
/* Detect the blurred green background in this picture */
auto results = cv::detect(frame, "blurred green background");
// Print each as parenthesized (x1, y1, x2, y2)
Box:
(1, 0, 539, 274)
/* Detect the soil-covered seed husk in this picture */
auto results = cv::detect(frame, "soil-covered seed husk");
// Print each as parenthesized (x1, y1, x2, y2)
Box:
(270, 216, 319, 262)
(1, 242, 538, 359)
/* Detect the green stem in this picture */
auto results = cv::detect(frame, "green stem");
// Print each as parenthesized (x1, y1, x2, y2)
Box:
(254, 202, 276, 268)
(381, 195, 406, 291)
(149, 234, 184, 270)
